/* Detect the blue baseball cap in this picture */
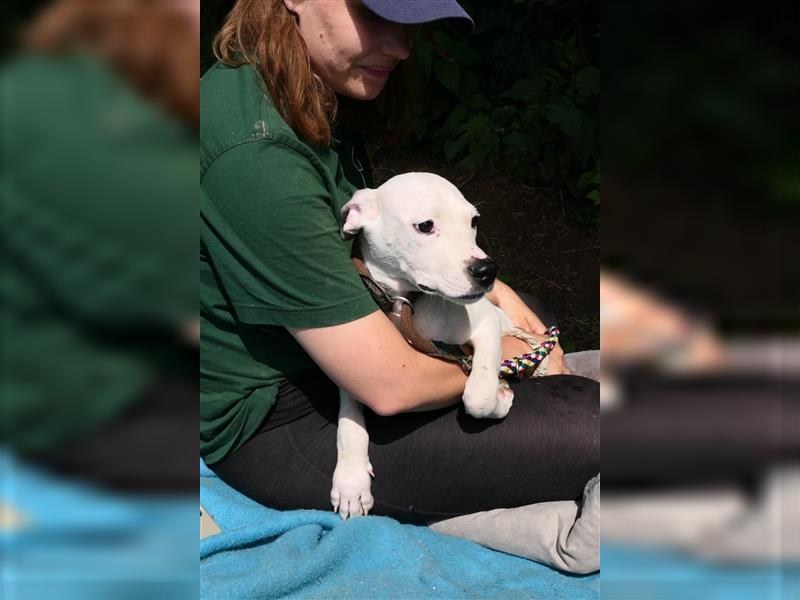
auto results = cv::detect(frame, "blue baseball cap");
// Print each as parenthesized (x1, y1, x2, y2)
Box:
(361, 0, 474, 32)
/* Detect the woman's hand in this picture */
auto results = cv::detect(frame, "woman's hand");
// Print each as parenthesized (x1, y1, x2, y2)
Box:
(500, 333, 569, 375)
(488, 281, 567, 374)
(486, 280, 547, 334)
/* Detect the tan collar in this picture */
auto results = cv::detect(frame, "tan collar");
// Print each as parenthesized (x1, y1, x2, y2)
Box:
(351, 242, 472, 370)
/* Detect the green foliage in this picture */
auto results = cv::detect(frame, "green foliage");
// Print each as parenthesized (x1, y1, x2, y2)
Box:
(406, 0, 599, 206)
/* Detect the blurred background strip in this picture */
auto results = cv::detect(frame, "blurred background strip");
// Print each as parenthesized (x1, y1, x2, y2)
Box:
(601, 1, 799, 598)
(2, 1, 199, 598)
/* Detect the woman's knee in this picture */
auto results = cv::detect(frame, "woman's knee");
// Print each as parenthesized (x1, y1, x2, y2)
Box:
(513, 374, 599, 457)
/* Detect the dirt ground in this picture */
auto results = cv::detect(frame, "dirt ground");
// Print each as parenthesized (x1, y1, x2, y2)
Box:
(371, 145, 599, 353)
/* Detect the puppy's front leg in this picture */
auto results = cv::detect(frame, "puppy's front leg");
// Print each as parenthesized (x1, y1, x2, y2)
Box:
(463, 318, 514, 419)
(331, 389, 375, 519)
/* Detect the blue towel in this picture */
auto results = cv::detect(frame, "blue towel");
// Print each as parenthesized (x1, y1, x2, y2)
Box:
(1, 450, 198, 600)
(201, 459, 598, 599)
(602, 543, 800, 600)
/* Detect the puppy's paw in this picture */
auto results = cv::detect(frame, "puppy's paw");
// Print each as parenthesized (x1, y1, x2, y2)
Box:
(331, 461, 374, 520)
(463, 378, 513, 419)
(492, 381, 514, 417)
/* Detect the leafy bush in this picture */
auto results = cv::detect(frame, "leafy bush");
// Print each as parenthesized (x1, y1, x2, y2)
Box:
(405, 0, 599, 206)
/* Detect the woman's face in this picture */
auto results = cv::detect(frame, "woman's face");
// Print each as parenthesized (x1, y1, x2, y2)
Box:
(283, 0, 413, 100)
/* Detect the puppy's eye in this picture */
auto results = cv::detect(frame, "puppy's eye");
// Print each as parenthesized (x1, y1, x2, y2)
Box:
(471, 215, 480, 229)
(415, 220, 434, 234)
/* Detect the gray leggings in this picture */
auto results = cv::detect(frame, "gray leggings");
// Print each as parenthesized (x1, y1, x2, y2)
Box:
(565, 350, 600, 381)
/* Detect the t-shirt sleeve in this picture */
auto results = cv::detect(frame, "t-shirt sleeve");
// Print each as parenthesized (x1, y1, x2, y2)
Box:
(201, 139, 378, 328)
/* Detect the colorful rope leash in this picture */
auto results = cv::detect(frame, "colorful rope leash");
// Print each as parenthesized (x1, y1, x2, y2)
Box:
(499, 326, 560, 381)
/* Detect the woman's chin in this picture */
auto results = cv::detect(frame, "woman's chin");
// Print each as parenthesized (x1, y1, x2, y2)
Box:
(338, 79, 386, 101)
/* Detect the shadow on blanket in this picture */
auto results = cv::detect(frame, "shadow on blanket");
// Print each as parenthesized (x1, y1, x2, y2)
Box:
(200, 459, 599, 599)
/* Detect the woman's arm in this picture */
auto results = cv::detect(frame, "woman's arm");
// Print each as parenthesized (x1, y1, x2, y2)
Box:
(290, 311, 531, 416)
(486, 280, 547, 334)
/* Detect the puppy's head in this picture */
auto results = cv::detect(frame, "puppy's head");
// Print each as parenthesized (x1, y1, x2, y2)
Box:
(341, 172, 496, 304)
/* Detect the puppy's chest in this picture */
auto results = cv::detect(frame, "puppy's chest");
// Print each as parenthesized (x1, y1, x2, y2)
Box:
(411, 297, 472, 345)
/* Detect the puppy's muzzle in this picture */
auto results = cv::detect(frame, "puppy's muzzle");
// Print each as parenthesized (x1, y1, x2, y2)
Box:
(468, 258, 498, 288)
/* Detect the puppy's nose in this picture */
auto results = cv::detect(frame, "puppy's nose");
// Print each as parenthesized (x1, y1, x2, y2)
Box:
(468, 258, 498, 287)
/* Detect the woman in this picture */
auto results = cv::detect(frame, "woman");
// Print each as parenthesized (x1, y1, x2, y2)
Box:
(201, 0, 598, 524)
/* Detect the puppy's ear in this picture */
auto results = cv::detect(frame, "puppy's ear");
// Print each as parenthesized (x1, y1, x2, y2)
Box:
(341, 189, 379, 240)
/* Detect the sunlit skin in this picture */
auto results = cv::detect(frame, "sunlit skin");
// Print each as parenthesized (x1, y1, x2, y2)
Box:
(283, 0, 413, 100)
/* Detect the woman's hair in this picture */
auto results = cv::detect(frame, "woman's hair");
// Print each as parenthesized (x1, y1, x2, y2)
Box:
(213, 0, 412, 147)
(22, 0, 199, 129)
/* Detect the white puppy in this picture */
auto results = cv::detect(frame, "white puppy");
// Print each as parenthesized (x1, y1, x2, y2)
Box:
(331, 172, 535, 519)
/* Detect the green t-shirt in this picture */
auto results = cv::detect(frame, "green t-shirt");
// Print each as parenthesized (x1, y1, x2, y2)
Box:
(200, 62, 378, 465)
(0, 55, 197, 452)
